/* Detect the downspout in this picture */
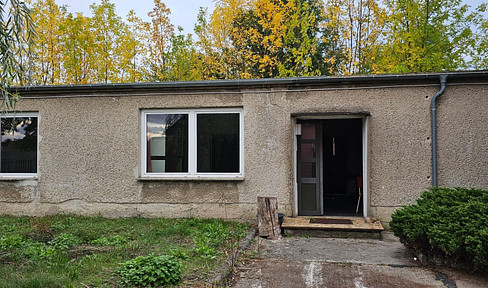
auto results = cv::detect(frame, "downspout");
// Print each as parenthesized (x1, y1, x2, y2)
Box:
(431, 75, 448, 187)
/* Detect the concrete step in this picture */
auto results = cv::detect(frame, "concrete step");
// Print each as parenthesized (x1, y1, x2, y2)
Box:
(281, 216, 384, 239)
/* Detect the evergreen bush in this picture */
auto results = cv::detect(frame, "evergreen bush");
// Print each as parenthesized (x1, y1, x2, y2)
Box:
(391, 187, 488, 271)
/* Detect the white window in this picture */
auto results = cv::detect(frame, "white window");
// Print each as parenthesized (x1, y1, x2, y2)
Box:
(141, 108, 244, 179)
(0, 113, 39, 178)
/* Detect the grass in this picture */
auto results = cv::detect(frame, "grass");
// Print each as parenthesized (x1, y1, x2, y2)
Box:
(0, 215, 250, 287)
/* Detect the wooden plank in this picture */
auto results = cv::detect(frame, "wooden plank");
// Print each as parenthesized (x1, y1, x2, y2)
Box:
(257, 197, 282, 240)
(281, 216, 384, 232)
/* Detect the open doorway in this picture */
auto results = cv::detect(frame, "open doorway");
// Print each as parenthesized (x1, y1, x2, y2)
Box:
(297, 118, 364, 216)
(323, 119, 363, 216)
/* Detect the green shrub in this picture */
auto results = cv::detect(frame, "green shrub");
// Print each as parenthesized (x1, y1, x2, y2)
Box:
(117, 254, 182, 287)
(391, 187, 488, 271)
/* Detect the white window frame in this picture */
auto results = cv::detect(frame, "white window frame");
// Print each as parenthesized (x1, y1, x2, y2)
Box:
(0, 112, 39, 179)
(141, 108, 244, 180)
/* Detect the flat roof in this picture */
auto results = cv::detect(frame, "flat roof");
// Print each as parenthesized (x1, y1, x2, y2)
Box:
(11, 70, 488, 98)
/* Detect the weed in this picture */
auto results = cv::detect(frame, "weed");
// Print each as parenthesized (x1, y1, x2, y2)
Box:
(193, 237, 218, 260)
(49, 233, 81, 250)
(117, 254, 182, 287)
(1, 223, 17, 233)
(23, 242, 57, 260)
(169, 248, 189, 260)
(0, 234, 24, 249)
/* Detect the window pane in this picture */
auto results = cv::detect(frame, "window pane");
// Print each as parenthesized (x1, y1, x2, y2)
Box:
(197, 113, 239, 173)
(300, 143, 315, 159)
(300, 183, 316, 211)
(146, 114, 188, 173)
(301, 123, 315, 139)
(300, 162, 316, 178)
(1, 117, 38, 173)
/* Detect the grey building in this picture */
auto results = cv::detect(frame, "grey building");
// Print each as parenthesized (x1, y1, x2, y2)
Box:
(1, 71, 487, 225)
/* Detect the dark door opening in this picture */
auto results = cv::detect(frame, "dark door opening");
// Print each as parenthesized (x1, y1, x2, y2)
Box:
(297, 118, 363, 216)
(323, 119, 362, 216)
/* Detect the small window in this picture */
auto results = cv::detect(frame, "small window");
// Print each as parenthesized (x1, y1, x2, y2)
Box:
(142, 109, 243, 178)
(0, 113, 39, 178)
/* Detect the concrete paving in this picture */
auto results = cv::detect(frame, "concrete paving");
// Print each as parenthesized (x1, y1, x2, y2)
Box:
(229, 233, 488, 288)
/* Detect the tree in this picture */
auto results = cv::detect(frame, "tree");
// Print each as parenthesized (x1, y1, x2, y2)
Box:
(280, 0, 340, 76)
(467, 3, 488, 69)
(30, 0, 66, 85)
(1, 0, 35, 111)
(324, 0, 387, 75)
(374, 0, 480, 73)
(166, 27, 201, 81)
(145, 0, 174, 81)
(61, 12, 95, 84)
(194, 7, 218, 80)
(231, 0, 340, 78)
(232, 0, 291, 78)
(121, 10, 145, 82)
(209, 0, 250, 79)
(90, 0, 125, 83)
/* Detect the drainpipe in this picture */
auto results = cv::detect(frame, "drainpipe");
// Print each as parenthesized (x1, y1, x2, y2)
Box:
(431, 74, 448, 187)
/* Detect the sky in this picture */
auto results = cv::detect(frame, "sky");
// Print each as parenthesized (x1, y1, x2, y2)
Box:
(55, 0, 215, 35)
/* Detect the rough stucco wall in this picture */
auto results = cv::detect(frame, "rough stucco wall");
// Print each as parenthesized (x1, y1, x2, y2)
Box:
(36, 97, 141, 203)
(437, 85, 488, 189)
(285, 86, 434, 222)
(241, 92, 294, 212)
(0, 83, 486, 222)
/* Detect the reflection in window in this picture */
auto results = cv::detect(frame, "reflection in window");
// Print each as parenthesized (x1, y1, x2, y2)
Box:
(1, 116, 38, 174)
(146, 114, 188, 173)
(197, 113, 239, 173)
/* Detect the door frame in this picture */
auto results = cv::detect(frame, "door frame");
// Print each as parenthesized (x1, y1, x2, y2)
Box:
(293, 115, 369, 217)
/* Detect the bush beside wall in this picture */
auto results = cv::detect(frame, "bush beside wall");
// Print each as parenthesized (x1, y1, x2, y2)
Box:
(390, 187, 488, 272)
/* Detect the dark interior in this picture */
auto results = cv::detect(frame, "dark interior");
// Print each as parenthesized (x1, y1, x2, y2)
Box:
(323, 119, 363, 216)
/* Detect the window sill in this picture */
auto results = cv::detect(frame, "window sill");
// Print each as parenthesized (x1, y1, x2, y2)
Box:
(0, 176, 38, 181)
(137, 176, 245, 182)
